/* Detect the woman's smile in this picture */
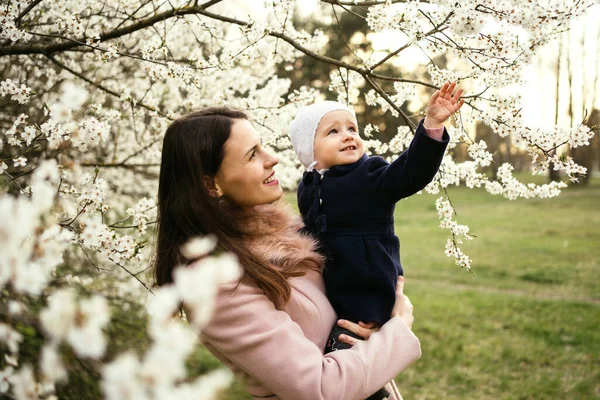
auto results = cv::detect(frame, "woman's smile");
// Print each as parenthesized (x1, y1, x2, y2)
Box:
(263, 172, 278, 185)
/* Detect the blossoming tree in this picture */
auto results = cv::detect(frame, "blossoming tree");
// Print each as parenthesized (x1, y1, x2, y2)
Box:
(0, 0, 598, 398)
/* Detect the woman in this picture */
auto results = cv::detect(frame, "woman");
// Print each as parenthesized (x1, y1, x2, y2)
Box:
(154, 107, 420, 400)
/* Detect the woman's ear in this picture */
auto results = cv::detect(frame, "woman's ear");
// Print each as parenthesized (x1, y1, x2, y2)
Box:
(203, 175, 223, 199)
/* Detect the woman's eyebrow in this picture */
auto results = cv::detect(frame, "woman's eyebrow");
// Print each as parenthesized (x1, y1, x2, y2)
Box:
(244, 144, 258, 157)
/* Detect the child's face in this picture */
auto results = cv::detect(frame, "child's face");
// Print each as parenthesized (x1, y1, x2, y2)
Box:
(313, 110, 364, 170)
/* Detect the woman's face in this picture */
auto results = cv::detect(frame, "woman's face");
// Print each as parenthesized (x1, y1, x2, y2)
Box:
(213, 119, 282, 211)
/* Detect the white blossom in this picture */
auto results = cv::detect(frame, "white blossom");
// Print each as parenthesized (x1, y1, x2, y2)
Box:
(174, 253, 242, 330)
(101, 353, 146, 400)
(568, 125, 595, 148)
(66, 295, 110, 359)
(40, 290, 110, 359)
(146, 285, 180, 325)
(60, 81, 88, 110)
(0, 79, 32, 104)
(77, 117, 111, 147)
(467, 141, 493, 167)
(125, 197, 157, 234)
(0, 323, 23, 355)
(8, 301, 26, 316)
(181, 235, 218, 260)
(13, 157, 27, 167)
(40, 346, 67, 383)
(0, 366, 14, 394)
(8, 366, 37, 400)
(4, 355, 18, 368)
(49, 103, 72, 123)
(40, 289, 77, 343)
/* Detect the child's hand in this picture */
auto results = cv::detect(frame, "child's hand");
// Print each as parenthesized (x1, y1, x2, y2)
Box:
(424, 81, 465, 129)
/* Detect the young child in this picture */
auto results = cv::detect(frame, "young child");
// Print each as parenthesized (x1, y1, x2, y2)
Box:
(289, 82, 464, 400)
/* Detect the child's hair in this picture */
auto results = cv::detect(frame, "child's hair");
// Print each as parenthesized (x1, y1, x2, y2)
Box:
(289, 101, 356, 169)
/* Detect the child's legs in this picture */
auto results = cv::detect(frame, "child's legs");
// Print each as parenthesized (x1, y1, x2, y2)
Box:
(324, 323, 364, 353)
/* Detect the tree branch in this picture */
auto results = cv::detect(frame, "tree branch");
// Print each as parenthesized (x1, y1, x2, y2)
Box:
(113, 261, 154, 294)
(79, 162, 160, 168)
(45, 54, 168, 118)
(321, 0, 430, 6)
(363, 74, 416, 131)
(13, 0, 44, 26)
(198, 0, 223, 8)
(330, 4, 366, 65)
(368, 11, 452, 71)
(1, 2, 213, 56)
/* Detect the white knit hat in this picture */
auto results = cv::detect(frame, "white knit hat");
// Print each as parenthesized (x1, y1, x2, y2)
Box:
(289, 101, 356, 169)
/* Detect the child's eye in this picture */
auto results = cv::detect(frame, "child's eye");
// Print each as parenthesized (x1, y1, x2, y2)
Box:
(249, 150, 256, 159)
(328, 129, 338, 135)
(348, 126, 357, 133)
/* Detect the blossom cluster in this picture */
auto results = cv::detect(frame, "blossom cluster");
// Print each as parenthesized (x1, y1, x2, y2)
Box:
(0, 2, 31, 42)
(0, 79, 31, 104)
(0, 161, 74, 296)
(514, 124, 596, 153)
(126, 198, 157, 234)
(365, 82, 417, 118)
(40, 290, 110, 359)
(435, 196, 473, 271)
(330, 68, 364, 105)
(100, 236, 240, 399)
(467, 141, 494, 168)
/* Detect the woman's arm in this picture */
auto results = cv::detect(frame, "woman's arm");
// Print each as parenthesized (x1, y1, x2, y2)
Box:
(200, 280, 421, 400)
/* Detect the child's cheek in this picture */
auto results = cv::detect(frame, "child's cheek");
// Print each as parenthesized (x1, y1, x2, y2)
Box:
(358, 138, 366, 152)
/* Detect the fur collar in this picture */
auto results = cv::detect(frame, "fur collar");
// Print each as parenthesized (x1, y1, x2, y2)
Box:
(239, 202, 324, 273)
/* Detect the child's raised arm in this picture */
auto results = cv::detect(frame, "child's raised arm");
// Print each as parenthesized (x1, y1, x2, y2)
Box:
(367, 82, 464, 201)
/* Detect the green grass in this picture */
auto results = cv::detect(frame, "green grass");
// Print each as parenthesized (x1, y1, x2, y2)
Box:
(220, 177, 600, 399)
(394, 178, 600, 301)
(393, 177, 600, 399)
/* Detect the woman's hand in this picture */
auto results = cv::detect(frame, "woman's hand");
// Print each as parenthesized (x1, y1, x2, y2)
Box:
(336, 276, 415, 346)
(391, 276, 414, 329)
(336, 320, 380, 346)
(424, 81, 465, 129)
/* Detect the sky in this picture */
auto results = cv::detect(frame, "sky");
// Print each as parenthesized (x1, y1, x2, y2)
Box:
(522, 4, 600, 129)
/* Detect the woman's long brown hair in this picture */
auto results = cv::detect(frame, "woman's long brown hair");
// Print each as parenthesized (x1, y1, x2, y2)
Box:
(154, 107, 301, 305)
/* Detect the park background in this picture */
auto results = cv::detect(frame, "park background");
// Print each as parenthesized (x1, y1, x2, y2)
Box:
(1, 1, 599, 399)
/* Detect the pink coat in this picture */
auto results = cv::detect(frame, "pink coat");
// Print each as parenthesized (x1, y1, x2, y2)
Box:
(199, 203, 421, 400)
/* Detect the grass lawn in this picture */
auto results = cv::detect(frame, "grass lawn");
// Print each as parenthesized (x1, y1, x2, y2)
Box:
(222, 176, 600, 399)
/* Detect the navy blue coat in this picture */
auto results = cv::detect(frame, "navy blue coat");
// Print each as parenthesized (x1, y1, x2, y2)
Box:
(297, 120, 449, 325)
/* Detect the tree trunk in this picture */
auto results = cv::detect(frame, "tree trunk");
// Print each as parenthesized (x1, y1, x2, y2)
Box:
(549, 35, 563, 182)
